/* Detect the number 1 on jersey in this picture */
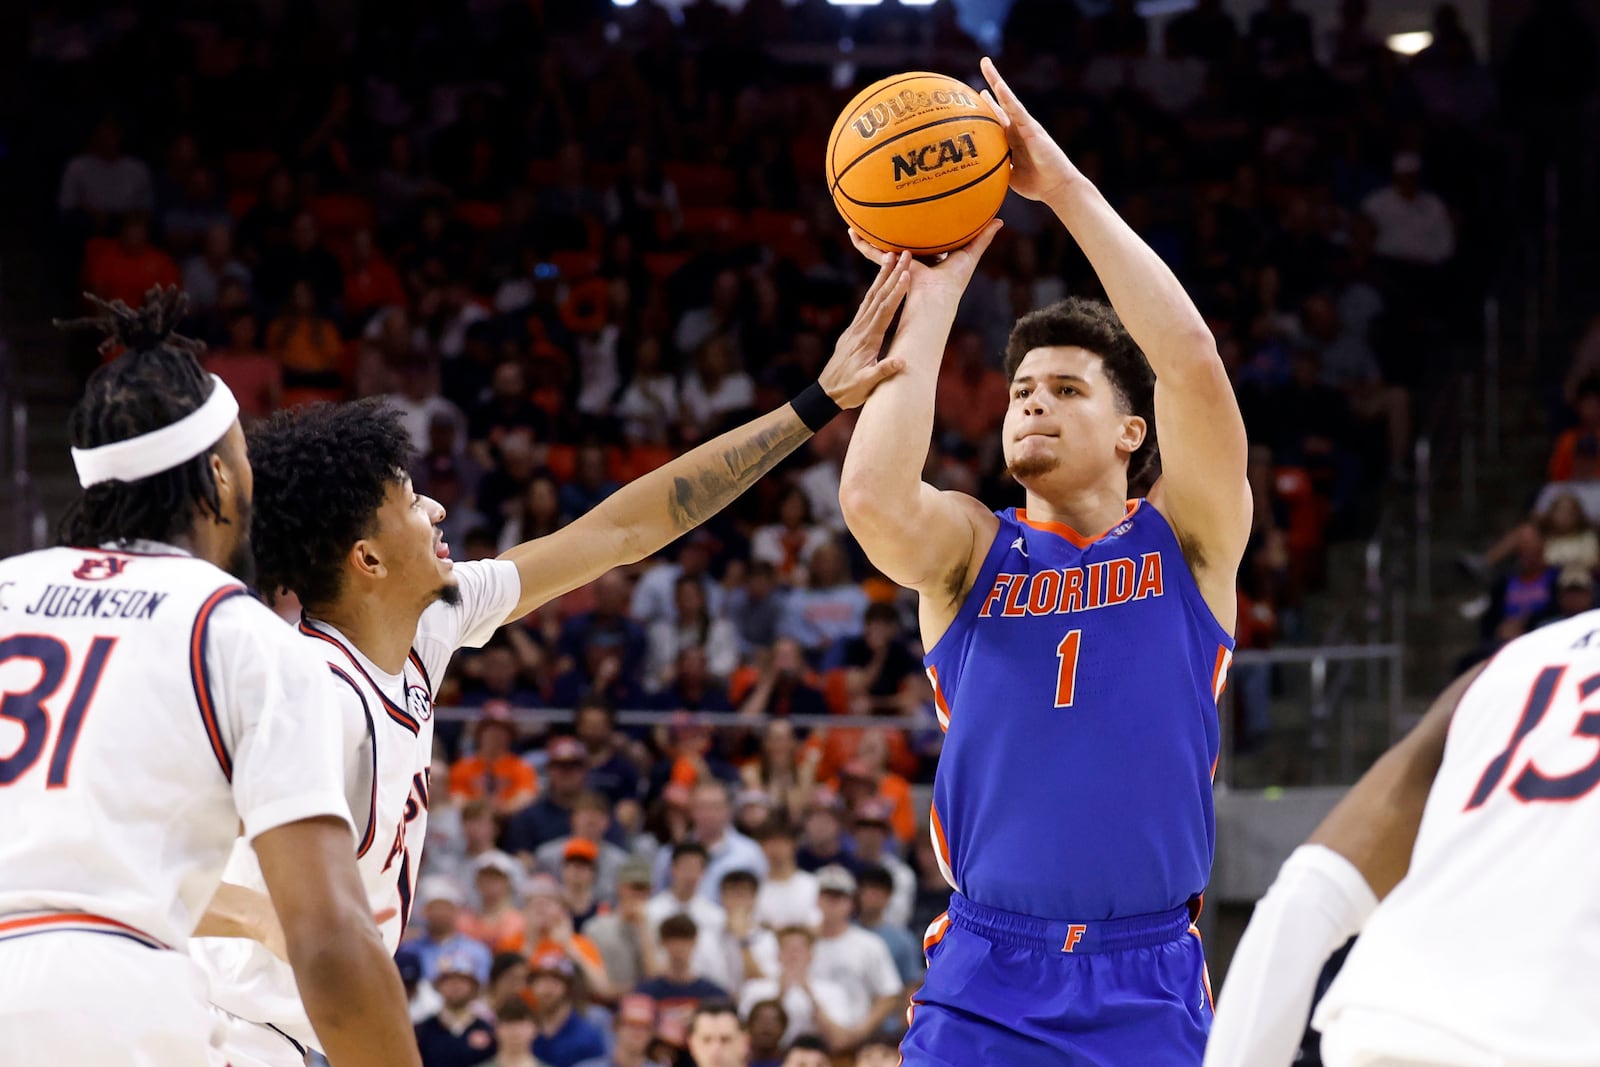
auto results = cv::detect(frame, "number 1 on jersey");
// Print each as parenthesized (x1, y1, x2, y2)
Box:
(1055, 629, 1083, 708)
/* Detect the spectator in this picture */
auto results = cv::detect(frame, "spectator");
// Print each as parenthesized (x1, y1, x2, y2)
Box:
(614, 336, 680, 446)
(853, 865, 920, 987)
(182, 223, 251, 314)
(161, 165, 229, 258)
(744, 999, 789, 1067)
(450, 707, 539, 816)
(631, 533, 726, 630)
(1535, 564, 1598, 629)
(389, 355, 470, 456)
(779, 542, 868, 656)
(435, 799, 503, 894)
(236, 167, 299, 266)
(676, 271, 743, 363)
(257, 208, 345, 312)
(506, 737, 593, 857)
(529, 957, 609, 1067)
(740, 720, 821, 823)
(933, 329, 1008, 452)
(834, 732, 915, 844)
(486, 953, 531, 1015)
(398, 942, 443, 1024)
(573, 993, 659, 1067)
(537, 791, 632, 902)
(497, 473, 569, 555)
(520, 875, 611, 998)
(560, 576, 648, 690)
(1360, 154, 1457, 268)
(481, 997, 540, 1067)
(725, 561, 787, 656)
(737, 928, 851, 1049)
(345, 227, 408, 321)
(681, 335, 756, 438)
(647, 577, 741, 691)
(583, 858, 663, 994)
(647, 841, 726, 935)
(779, 1037, 831, 1067)
(848, 802, 914, 929)
(84, 213, 180, 309)
(1164, 0, 1237, 63)
(471, 366, 554, 472)
(560, 444, 622, 519)
(694, 869, 779, 993)
(204, 311, 281, 422)
(831, 603, 921, 715)
(686, 1001, 751, 1067)
(558, 838, 605, 927)
(636, 915, 729, 1034)
(651, 646, 736, 715)
(460, 851, 529, 955)
(750, 488, 831, 588)
(652, 781, 767, 899)
(733, 638, 829, 723)
(415, 947, 498, 1067)
(794, 793, 855, 875)
(908, 836, 954, 939)
(266, 278, 344, 400)
(753, 819, 820, 932)
(1548, 379, 1600, 483)
(59, 117, 154, 223)
(414, 877, 494, 984)
(808, 866, 905, 1046)
(853, 1038, 899, 1067)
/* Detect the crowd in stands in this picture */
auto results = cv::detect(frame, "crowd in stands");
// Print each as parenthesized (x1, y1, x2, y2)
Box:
(28, 0, 1571, 1061)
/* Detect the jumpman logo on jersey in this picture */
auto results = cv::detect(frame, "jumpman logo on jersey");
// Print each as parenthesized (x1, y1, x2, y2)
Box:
(1011, 536, 1028, 558)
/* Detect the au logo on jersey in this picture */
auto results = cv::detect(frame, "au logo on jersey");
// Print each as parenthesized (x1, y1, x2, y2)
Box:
(407, 683, 433, 722)
(72, 556, 127, 582)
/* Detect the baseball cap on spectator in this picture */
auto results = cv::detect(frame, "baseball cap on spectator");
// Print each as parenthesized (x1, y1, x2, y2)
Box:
(524, 873, 563, 899)
(473, 849, 521, 883)
(854, 798, 894, 828)
(736, 786, 772, 811)
(547, 736, 586, 764)
(815, 865, 857, 896)
(808, 786, 843, 813)
(618, 993, 656, 1030)
(475, 700, 517, 743)
(529, 953, 577, 983)
(563, 838, 599, 864)
(437, 947, 489, 986)
(840, 759, 874, 782)
(618, 856, 654, 887)
(417, 875, 464, 907)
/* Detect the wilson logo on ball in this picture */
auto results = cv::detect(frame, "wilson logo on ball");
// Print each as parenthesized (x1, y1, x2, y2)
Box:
(891, 134, 981, 182)
(851, 87, 979, 139)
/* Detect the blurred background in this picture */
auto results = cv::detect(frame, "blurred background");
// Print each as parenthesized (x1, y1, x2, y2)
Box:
(1, 1, 1596, 1064)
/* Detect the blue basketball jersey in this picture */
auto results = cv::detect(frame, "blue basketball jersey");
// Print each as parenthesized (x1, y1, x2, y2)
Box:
(924, 500, 1232, 921)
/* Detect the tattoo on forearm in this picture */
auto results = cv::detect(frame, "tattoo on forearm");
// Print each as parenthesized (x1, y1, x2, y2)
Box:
(668, 414, 812, 531)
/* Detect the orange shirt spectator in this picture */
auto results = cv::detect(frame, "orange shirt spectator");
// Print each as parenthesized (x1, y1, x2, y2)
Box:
(836, 759, 916, 844)
(266, 280, 344, 377)
(449, 708, 539, 816)
(457, 849, 529, 954)
(1550, 381, 1600, 483)
(83, 217, 180, 312)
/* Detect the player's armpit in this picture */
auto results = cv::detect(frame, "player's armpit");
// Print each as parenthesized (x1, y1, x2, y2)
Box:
(840, 480, 996, 610)
(254, 815, 421, 1067)
(1308, 661, 1488, 898)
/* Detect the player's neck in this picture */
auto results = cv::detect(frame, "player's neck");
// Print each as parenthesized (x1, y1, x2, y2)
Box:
(1021, 479, 1132, 540)
(310, 594, 422, 675)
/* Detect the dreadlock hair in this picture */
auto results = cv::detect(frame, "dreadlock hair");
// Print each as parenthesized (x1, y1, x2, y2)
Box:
(247, 397, 415, 610)
(1003, 297, 1160, 493)
(55, 286, 225, 547)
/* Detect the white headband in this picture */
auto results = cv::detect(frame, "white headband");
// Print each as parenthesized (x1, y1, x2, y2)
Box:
(72, 375, 240, 488)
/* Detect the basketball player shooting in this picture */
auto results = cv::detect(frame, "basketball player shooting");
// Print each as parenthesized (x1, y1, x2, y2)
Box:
(0, 290, 420, 1067)
(1207, 616, 1600, 1066)
(190, 255, 913, 1067)
(838, 59, 1251, 1065)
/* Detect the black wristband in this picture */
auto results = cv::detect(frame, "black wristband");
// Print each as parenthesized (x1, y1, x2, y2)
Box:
(791, 380, 841, 433)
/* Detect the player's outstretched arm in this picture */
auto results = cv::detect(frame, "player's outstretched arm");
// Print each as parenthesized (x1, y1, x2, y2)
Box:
(255, 817, 423, 1067)
(979, 58, 1250, 611)
(496, 253, 912, 624)
(837, 226, 1003, 620)
(1204, 663, 1485, 1067)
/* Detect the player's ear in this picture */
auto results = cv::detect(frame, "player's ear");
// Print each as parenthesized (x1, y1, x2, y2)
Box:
(1117, 414, 1147, 456)
(350, 538, 385, 579)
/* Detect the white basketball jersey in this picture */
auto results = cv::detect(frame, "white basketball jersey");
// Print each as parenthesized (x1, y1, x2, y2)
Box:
(1315, 611, 1600, 1064)
(194, 558, 521, 1050)
(0, 544, 351, 951)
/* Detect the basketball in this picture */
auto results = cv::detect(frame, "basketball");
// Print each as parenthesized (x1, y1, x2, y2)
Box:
(827, 71, 1012, 255)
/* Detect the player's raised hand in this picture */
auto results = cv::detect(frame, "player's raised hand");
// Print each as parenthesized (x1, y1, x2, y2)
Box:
(979, 57, 1075, 204)
(817, 248, 913, 409)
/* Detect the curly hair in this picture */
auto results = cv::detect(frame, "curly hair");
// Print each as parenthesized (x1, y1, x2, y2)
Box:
(1004, 297, 1160, 492)
(55, 287, 227, 547)
(246, 398, 414, 609)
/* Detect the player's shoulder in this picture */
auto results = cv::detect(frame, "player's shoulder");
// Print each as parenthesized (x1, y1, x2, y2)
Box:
(1502, 609, 1600, 664)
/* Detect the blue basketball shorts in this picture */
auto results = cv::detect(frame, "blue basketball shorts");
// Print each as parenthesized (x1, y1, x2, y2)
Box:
(900, 893, 1213, 1066)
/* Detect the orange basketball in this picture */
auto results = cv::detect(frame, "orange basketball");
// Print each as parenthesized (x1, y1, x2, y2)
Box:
(827, 72, 1011, 255)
